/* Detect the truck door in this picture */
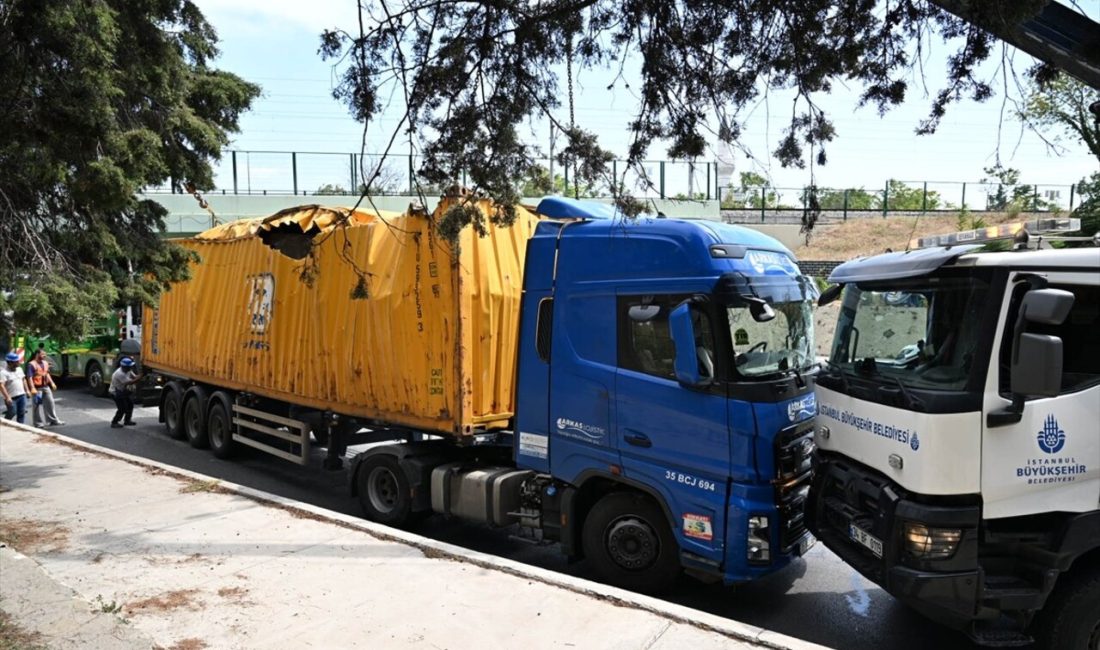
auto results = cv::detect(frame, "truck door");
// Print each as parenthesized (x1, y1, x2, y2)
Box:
(547, 288, 619, 481)
(614, 294, 730, 561)
(982, 272, 1100, 519)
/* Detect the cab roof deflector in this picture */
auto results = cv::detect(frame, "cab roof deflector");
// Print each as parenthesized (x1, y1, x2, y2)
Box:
(827, 245, 983, 283)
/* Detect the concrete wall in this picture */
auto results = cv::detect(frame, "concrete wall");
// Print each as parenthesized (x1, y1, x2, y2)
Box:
(143, 193, 722, 235)
(741, 224, 806, 251)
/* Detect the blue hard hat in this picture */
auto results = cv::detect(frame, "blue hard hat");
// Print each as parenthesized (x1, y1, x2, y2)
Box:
(4, 352, 19, 363)
(119, 357, 135, 367)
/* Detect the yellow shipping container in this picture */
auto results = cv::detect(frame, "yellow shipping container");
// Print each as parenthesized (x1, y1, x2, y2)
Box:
(143, 198, 538, 437)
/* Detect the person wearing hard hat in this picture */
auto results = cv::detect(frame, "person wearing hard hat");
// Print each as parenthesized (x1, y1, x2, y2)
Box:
(1, 351, 32, 423)
(109, 357, 142, 429)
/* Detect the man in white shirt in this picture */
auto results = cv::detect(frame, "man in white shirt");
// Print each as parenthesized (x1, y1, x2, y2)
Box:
(1, 351, 31, 423)
(109, 357, 142, 429)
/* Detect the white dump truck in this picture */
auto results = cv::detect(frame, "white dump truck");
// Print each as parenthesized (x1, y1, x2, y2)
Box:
(807, 219, 1099, 647)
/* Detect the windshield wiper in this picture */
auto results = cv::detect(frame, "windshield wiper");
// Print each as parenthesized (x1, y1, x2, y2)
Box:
(823, 360, 851, 391)
(778, 357, 807, 388)
(886, 376, 924, 411)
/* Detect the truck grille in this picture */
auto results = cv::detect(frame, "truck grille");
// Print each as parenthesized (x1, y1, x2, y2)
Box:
(774, 421, 813, 551)
(816, 457, 893, 562)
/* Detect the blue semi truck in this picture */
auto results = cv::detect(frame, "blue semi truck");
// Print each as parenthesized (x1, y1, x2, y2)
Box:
(349, 198, 819, 591)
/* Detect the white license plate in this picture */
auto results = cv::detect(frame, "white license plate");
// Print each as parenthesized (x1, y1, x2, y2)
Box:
(849, 524, 883, 558)
(798, 535, 816, 556)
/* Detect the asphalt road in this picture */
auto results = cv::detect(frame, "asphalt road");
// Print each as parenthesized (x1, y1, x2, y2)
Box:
(23, 384, 987, 650)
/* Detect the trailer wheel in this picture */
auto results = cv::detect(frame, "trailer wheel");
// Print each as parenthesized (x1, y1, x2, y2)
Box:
(207, 395, 235, 460)
(357, 455, 414, 527)
(1033, 565, 1100, 650)
(582, 491, 680, 594)
(183, 389, 209, 448)
(162, 383, 185, 440)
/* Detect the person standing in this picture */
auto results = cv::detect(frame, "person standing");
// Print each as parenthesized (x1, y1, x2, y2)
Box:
(27, 348, 64, 427)
(1, 351, 31, 423)
(109, 357, 142, 429)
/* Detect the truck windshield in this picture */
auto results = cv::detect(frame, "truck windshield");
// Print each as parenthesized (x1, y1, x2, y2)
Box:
(829, 276, 991, 390)
(728, 298, 815, 378)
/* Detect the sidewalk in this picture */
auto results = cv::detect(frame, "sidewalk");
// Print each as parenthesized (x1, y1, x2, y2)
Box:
(0, 421, 822, 650)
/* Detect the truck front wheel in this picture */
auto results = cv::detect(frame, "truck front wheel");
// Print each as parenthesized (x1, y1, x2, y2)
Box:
(1033, 565, 1100, 650)
(356, 455, 414, 527)
(582, 491, 680, 594)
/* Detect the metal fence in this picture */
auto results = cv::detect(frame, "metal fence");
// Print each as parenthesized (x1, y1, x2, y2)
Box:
(148, 149, 1084, 216)
(147, 150, 724, 200)
(718, 179, 1085, 221)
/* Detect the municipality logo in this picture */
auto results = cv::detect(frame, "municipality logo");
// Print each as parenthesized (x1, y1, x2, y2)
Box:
(909, 432, 920, 451)
(1037, 415, 1066, 454)
(786, 394, 816, 422)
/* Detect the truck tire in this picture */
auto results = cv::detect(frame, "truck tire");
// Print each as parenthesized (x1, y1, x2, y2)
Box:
(183, 389, 209, 449)
(86, 360, 108, 397)
(1033, 565, 1100, 650)
(581, 491, 680, 594)
(207, 395, 235, 460)
(162, 383, 185, 439)
(357, 454, 414, 527)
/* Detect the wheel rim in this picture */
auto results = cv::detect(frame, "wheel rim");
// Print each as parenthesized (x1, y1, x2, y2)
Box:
(185, 400, 201, 437)
(88, 367, 102, 390)
(165, 397, 180, 430)
(605, 515, 660, 571)
(366, 466, 400, 514)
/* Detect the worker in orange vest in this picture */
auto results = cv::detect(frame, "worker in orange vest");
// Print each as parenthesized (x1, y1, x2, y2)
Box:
(27, 347, 64, 427)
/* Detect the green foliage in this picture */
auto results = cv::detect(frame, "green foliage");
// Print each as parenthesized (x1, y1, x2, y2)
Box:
(316, 183, 351, 195)
(882, 180, 942, 211)
(1067, 172, 1100, 246)
(815, 188, 877, 210)
(320, 1, 1049, 234)
(1017, 73, 1100, 164)
(518, 165, 599, 198)
(0, 0, 259, 341)
(721, 172, 779, 209)
(982, 164, 1050, 212)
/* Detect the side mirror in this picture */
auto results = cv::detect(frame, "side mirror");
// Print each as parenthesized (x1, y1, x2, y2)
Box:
(740, 295, 775, 322)
(818, 284, 843, 307)
(669, 303, 704, 386)
(989, 287, 1073, 427)
(1011, 334, 1063, 397)
(1019, 288, 1074, 325)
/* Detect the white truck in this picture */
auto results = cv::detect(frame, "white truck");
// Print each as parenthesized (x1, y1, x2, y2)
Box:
(807, 219, 1099, 648)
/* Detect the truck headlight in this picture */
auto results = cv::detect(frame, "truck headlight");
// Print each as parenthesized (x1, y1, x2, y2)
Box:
(747, 515, 770, 563)
(904, 522, 962, 559)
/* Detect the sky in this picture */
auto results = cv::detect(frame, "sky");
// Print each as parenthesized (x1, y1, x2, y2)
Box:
(192, 0, 1100, 207)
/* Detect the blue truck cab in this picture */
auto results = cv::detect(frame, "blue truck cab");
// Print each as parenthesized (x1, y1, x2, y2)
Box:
(510, 197, 819, 590)
(347, 197, 818, 594)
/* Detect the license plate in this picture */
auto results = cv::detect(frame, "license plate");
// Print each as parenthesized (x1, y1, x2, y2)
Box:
(798, 535, 816, 556)
(849, 524, 883, 558)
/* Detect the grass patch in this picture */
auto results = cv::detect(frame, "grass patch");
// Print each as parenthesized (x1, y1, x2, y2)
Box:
(179, 479, 222, 494)
(126, 589, 202, 614)
(0, 518, 69, 553)
(93, 595, 123, 614)
(0, 611, 46, 650)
